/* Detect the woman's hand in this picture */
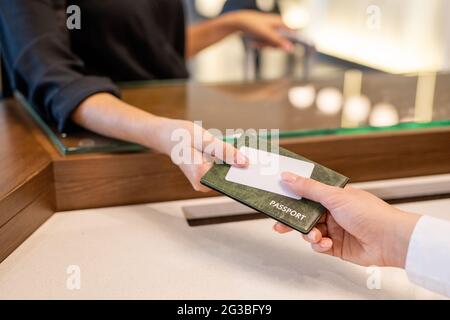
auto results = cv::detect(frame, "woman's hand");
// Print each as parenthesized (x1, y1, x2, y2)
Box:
(151, 118, 248, 192)
(229, 10, 294, 51)
(187, 10, 294, 58)
(73, 93, 248, 193)
(273, 172, 421, 268)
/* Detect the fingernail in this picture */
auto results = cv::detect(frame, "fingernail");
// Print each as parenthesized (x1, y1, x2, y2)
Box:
(308, 230, 316, 242)
(273, 223, 279, 232)
(235, 152, 249, 167)
(281, 172, 298, 183)
(320, 238, 332, 248)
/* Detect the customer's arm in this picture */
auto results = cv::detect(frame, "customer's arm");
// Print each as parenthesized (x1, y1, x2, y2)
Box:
(186, 10, 294, 58)
(273, 172, 450, 297)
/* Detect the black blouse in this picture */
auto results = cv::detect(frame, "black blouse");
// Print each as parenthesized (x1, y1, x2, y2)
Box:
(0, 0, 188, 131)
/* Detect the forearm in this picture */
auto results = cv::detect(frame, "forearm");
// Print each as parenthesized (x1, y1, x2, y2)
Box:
(186, 13, 240, 58)
(71, 93, 165, 152)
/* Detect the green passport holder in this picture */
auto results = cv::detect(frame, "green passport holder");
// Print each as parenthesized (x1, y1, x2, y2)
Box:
(200, 135, 349, 234)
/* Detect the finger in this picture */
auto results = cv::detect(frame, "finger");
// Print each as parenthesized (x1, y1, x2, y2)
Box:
(276, 24, 294, 31)
(266, 14, 292, 29)
(315, 223, 328, 238)
(248, 40, 274, 50)
(318, 214, 327, 224)
(185, 173, 211, 192)
(253, 28, 294, 52)
(280, 172, 341, 207)
(302, 227, 323, 244)
(178, 150, 213, 193)
(272, 19, 294, 31)
(199, 130, 249, 168)
(311, 238, 333, 253)
(273, 222, 293, 233)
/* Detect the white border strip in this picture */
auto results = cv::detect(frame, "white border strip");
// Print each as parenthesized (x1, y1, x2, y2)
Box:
(350, 174, 450, 199)
(182, 174, 450, 220)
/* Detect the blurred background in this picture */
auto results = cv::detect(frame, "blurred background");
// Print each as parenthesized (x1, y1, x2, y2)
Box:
(184, 0, 450, 83)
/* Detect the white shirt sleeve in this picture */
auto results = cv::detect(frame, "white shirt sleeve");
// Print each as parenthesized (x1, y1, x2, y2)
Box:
(405, 215, 450, 297)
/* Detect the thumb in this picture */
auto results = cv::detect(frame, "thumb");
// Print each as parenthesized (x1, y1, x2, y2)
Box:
(281, 172, 342, 208)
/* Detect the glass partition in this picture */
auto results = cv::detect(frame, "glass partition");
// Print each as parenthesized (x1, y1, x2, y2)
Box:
(18, 71, 450, 155)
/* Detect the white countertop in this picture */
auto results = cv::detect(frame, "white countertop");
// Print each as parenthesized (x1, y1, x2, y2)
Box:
(0, 196, 448, 300)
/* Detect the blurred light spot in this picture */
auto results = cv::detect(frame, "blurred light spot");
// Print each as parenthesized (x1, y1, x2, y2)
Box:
(279, 1, 310, 29)
(316, 87, 343, 115)
(195, 0, 226, 18)
(343, 95, 371, 123)
(369, 103, 399, 127)
(288, 85, 315, 109)
(256, 0, 276, 12)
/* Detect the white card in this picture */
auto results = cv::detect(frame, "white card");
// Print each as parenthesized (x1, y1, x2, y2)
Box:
(225, 146, 315, 200)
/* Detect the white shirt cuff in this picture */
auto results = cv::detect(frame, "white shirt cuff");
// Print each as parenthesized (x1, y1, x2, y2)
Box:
(405, 215, 450, 297)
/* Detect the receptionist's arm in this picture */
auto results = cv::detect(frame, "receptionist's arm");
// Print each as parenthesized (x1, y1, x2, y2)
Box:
(186, 10, 294, 58)
(0, 0, 248, 191)
(72, 93, 248, 191)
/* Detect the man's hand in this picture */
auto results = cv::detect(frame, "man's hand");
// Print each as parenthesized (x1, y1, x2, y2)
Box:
(273, 172, 421, 268)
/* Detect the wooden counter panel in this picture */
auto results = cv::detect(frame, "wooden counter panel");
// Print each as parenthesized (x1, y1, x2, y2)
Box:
(0, 189, 54, 263)
(51, 151, 203, 210)
(0, 100, 53, 233)
(0, 165, 53, 228)
(52, 128, 450, 211)
(52, 152, 175, 182)
(0, 100, 51, 196)
(281, 128, 450, 183)
(54, 168, 204, 211)
(0, 100, 54, 263)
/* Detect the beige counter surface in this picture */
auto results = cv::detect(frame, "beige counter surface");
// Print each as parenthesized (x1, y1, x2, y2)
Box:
(0, 196, 448, 300)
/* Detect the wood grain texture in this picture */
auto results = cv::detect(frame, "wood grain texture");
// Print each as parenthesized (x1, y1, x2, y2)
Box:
(0, 165, 53, 228)
(0, 100, 52, 195)
(0, 189, 54, 263)
(0, 100, 54, 263)
(50, 127, 450, 211)
(281, 127, 450, 182)
(53, 155, 201, 210)
(0, 100, 53, 227)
